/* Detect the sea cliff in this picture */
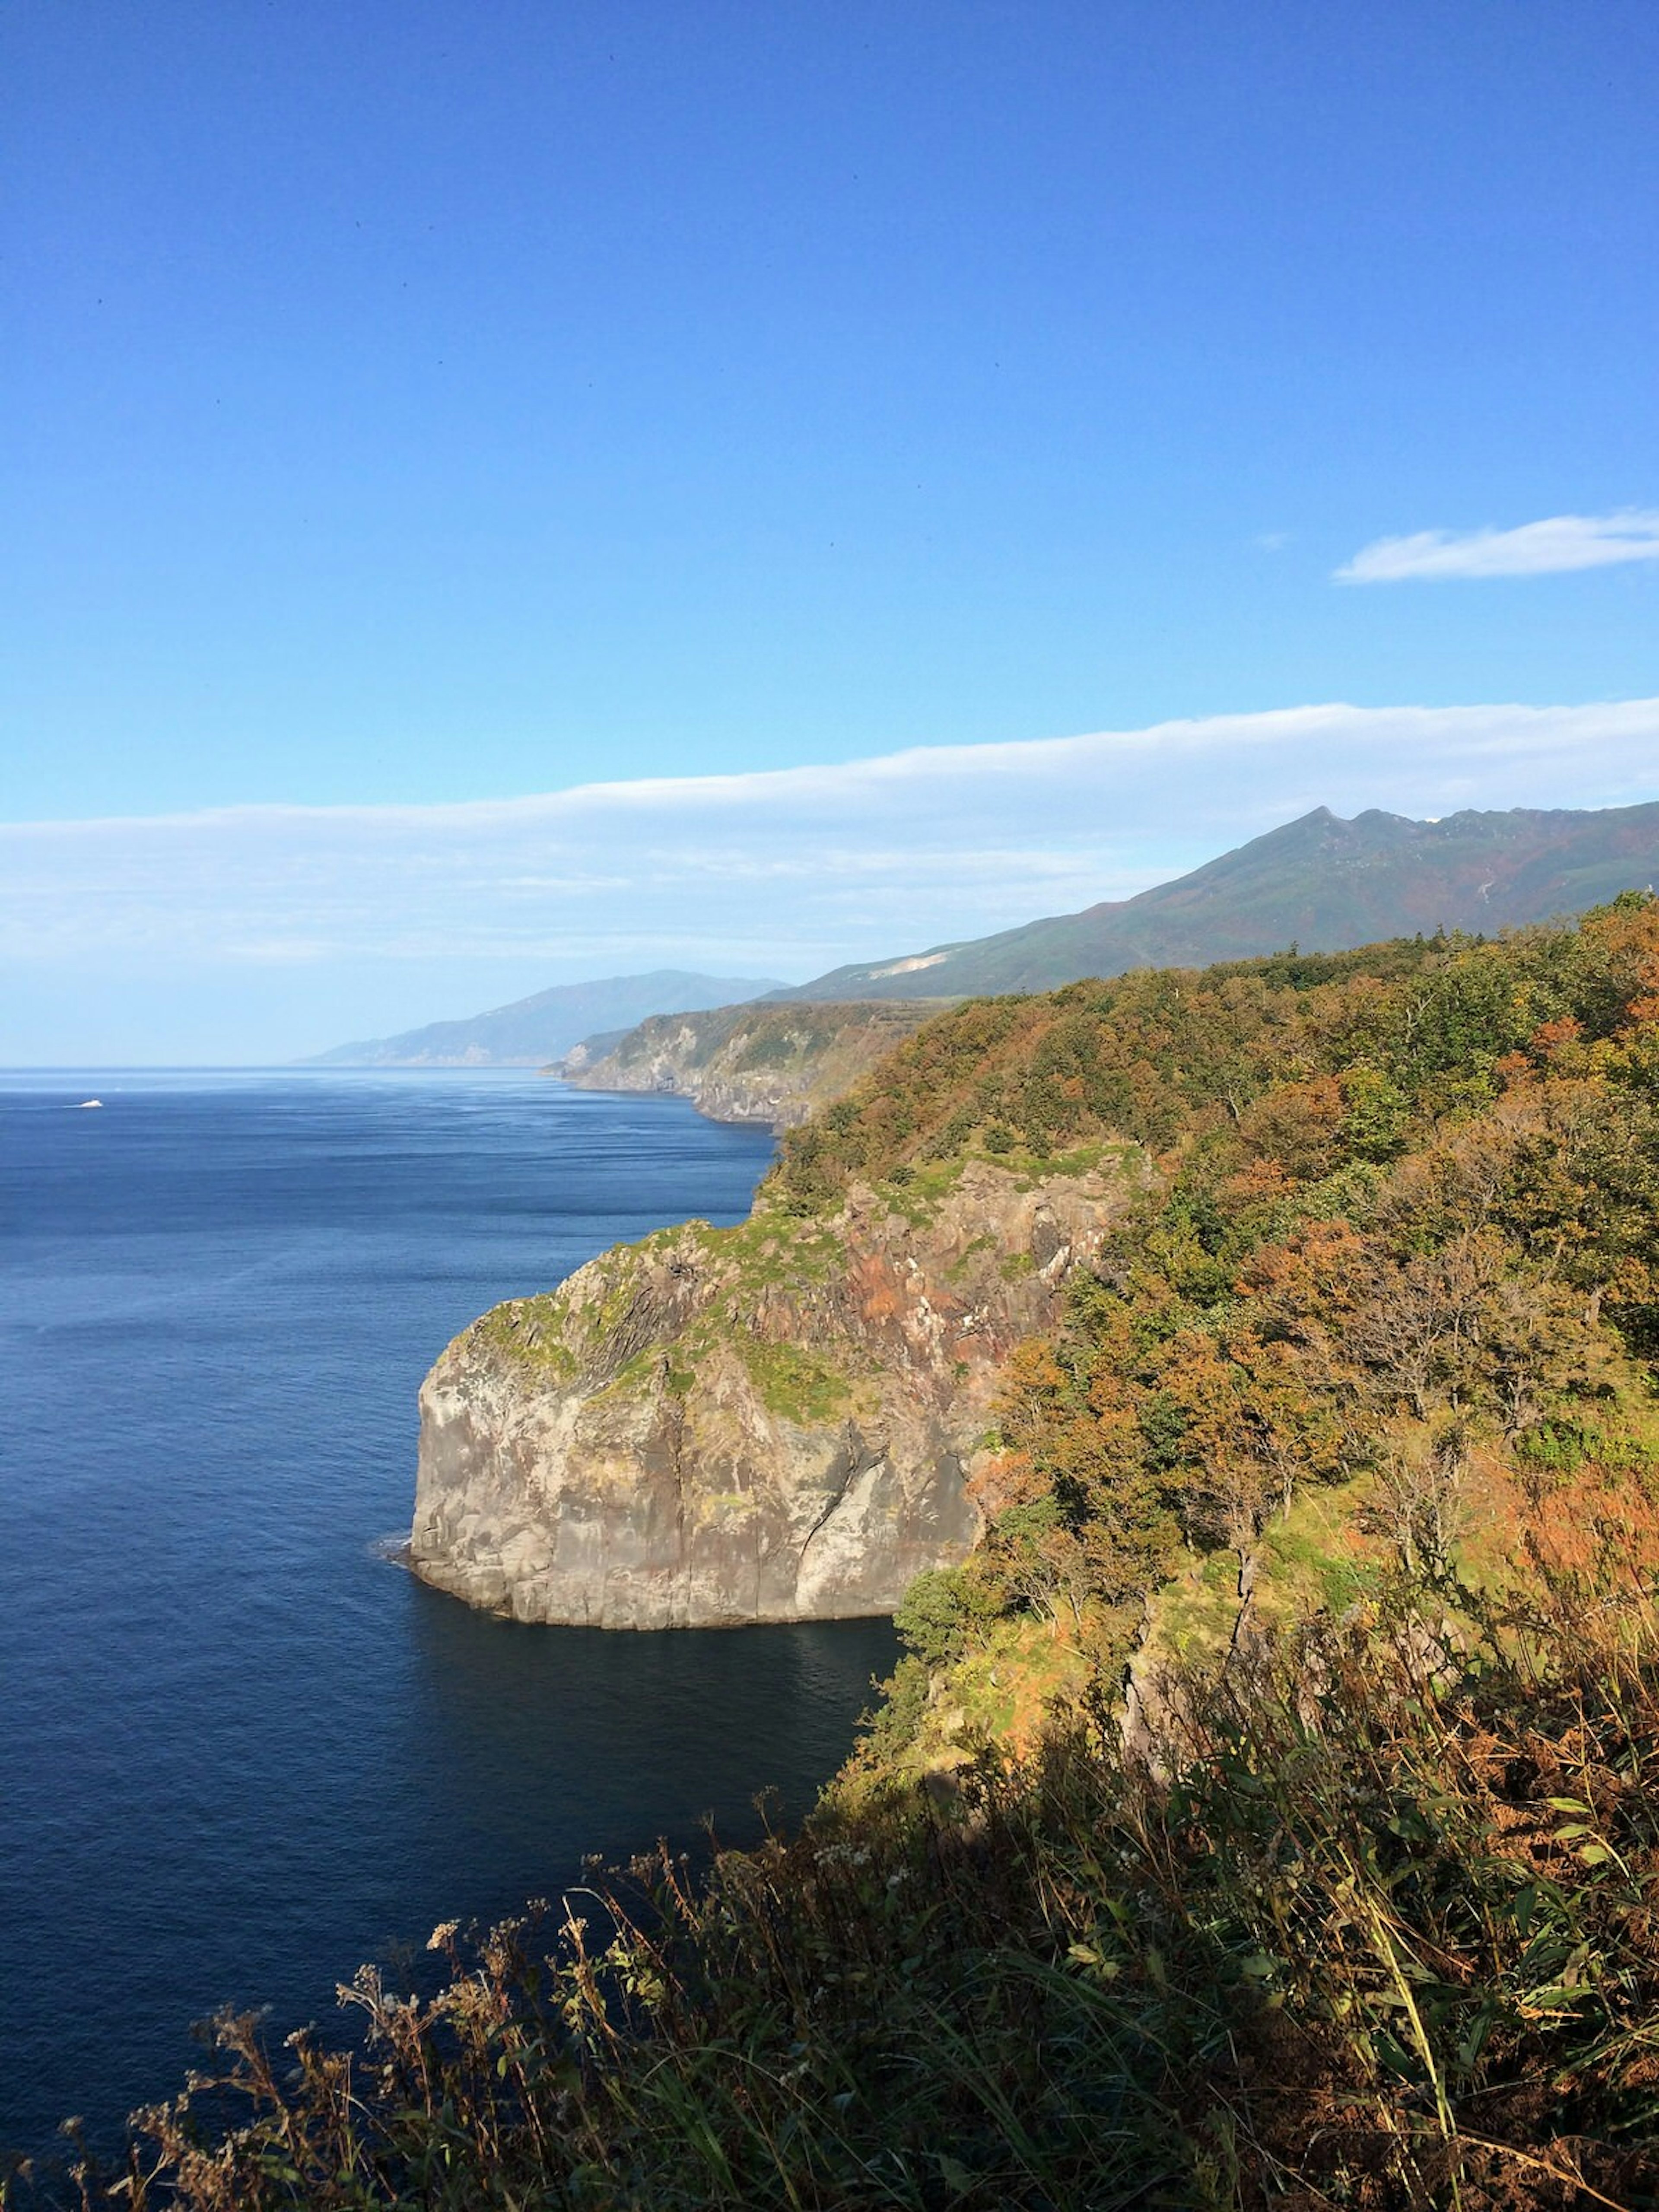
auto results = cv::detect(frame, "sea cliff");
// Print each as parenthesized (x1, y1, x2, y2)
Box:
(410, 1154, 1135, 1626)
(98, 908, 1659, 2206)
(557, 998, 939, 1127)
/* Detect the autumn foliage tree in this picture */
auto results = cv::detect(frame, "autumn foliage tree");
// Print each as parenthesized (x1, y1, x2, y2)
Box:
(869, 896, 1659, 1646)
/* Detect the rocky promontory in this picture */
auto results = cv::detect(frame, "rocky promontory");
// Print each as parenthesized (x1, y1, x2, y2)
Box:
(557, 999, 941, 1127)
(410, 1152, 1138, 1627)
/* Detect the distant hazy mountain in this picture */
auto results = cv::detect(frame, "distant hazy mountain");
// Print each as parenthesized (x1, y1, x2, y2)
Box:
(779, 802, 1659, 1001)
(305, 971, 788, 1067)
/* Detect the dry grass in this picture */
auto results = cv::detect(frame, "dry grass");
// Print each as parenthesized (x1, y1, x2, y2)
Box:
(12, 1516, 1657, 2212)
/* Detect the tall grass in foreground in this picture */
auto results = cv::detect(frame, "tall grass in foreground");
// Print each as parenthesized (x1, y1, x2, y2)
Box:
(17, 1541, 1659, 2212)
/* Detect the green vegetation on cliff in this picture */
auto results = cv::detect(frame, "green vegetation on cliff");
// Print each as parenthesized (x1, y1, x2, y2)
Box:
(468, 1213, 865, 1405)
(32, 899, 1659, 2210)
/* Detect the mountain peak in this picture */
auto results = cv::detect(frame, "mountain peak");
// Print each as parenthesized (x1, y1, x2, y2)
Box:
(778, 799, 1659, 1003)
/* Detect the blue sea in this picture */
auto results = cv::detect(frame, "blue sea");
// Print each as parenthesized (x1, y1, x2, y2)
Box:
(0, 1072, 896, 2166)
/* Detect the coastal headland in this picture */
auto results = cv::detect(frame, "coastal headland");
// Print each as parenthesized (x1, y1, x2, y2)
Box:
(410, 1154, 1136, 1626)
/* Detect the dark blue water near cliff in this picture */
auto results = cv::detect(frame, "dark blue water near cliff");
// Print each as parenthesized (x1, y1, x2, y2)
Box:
(0, 1073, 897, 2164)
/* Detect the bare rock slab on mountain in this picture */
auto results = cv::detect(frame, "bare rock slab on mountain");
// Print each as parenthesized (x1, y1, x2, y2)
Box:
(410, 1155, 1138, 1626)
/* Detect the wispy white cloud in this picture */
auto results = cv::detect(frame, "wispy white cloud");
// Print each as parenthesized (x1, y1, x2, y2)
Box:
(1336, 510, 1659, 584)
(5, 698, 1658, 1059)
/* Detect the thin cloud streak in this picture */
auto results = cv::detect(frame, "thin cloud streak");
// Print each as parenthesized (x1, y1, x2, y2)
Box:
(1336, 511, 1659, 583)
(6, 699, 1659, 973)
(5, 698, 1659, 1059)
(11, 698, 1654, 842)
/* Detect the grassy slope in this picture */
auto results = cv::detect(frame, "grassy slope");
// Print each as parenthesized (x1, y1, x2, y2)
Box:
(37, 902, 1659, 2211)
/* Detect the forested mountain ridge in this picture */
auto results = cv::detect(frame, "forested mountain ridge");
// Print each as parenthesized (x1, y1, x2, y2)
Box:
(781, 798, 1659, 1000)
(82, 901, 1659, 2209)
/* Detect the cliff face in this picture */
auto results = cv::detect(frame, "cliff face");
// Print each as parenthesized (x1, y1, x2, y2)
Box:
(411, 1154, 1137, 1627)
(305, 970, 785, 1068)
(559, 1000, 940, 1128)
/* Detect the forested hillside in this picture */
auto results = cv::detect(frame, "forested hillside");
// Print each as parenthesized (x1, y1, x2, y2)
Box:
(53, 900, 1659, 2211)
(791, 899, 1659, 1701)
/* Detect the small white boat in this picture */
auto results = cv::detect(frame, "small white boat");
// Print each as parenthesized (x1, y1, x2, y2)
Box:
(73, 1099, 103, 1109)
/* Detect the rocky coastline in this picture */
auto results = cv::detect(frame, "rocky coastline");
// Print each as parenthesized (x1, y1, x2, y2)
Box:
(410, 1154, 1136, 1627)
(555, 998, 939, 1128)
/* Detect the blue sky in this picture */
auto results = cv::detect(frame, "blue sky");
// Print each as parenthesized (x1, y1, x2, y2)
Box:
(4, 1, 1658, 1058)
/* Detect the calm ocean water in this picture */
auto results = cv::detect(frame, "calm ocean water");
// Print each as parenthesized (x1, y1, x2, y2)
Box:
(0, 1072, 896, 2164)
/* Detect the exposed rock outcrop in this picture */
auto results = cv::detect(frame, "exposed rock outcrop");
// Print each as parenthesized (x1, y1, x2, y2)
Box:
(411, 1154, 1140, 1626)
(557, 1000, 941, 1128)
